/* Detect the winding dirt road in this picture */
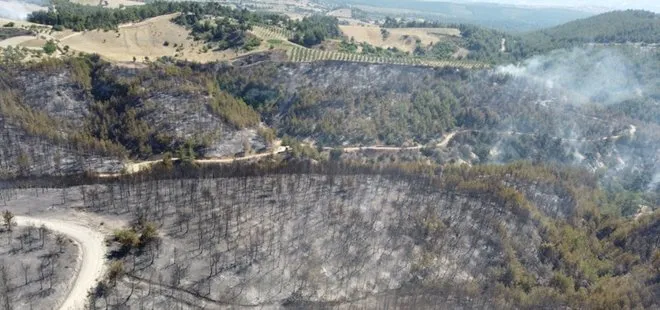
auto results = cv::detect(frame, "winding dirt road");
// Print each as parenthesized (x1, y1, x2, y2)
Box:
(97, 146, 289, 178)
(15, 216, 107, 310)
(195, 146, 288, 164)
(326, 131, 461, 153)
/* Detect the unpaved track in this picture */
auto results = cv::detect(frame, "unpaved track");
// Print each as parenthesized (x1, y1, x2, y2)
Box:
(15, 216, 107, 310)
(195, 146, 288, 164)
(327, 131, 460, 153)
(98, 145, 289, 177)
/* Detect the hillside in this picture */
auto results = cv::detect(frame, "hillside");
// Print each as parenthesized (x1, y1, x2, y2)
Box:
(339, 25, 461, 54)
(521, 10, 660, 55)
(0, 56, 269, 176)
(372, 10, 660, 63)
(56, 14, 245, 63)
(0, 223, 80, 310)
(1, 49, 658, 208)
(0, 3, 658, 308)
(222, 46, 659, 214)
(6, 1, 515, 65)
(1, 161, 658, 309)
(0, 27, 32, 41)
(527, 10, 660, 44)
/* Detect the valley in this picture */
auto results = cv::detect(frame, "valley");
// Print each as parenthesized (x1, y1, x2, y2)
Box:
(0, 1, 658, 309)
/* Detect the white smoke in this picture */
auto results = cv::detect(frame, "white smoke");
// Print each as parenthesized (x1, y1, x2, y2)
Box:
(0, 0, 46, 21)
(650, 170, 660, 191)
(497, 48, 644, 105)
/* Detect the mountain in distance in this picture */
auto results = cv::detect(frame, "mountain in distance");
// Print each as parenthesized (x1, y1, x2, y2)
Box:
(452, 0, 660, 14)
(326, 0, 593, 31)
(525, 10, 659, 43)
(517, 10, 660, 56)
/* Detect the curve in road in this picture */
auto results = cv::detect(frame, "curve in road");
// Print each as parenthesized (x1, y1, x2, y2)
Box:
(98, 145, 289, 178)
(15, 216, 107, 310)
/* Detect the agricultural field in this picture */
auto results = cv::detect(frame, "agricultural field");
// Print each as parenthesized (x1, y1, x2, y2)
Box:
(250, 25, 295, 43)
(57, 14, 250, 63)
(286, 46, 487, 68)
(340, 25, 461, 53)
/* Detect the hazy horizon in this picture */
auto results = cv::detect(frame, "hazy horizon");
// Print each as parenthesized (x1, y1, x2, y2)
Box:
(432, 0, 660, 13)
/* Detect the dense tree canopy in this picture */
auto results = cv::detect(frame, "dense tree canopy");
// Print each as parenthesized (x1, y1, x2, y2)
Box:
(290, 15, 341, 47)
(521, 10, 660, 55)
(380, 10, 660, 63)
(30, 1, 282, 31)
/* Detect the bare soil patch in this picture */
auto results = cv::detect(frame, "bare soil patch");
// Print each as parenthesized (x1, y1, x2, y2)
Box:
(340, 25, 460, 53)
(70, 0, 144, 8)
(327, 8, 352, 18)
(59, 14, 253, 63)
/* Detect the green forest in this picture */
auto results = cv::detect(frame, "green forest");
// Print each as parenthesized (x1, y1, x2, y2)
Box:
(521, 10, 660, 54)
(380, 10, 660, 63)
(290, 15, 342, 47)
(26, 1, 344, 50)
(29, 1, 283, 31)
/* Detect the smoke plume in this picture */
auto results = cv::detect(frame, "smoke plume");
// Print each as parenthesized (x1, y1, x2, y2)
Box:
(497, 48, 645, 105)
(0, 0, 46, 21)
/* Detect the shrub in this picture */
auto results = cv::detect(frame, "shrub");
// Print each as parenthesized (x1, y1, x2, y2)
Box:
(114, 229, 140, 249)
(43, 40, 57, 55)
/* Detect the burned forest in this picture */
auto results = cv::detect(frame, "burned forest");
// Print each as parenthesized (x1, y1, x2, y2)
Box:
(0, 2, 659, 309)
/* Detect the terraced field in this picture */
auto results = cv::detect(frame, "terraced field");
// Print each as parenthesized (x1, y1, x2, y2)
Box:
(251, 25, 295, 42)
(249, 25, 486, 69)
(286, 46, 487, 68)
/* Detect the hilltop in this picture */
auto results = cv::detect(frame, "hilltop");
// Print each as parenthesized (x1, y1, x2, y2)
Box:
(520, 10, 660, 55)
(373, 9, 660, 63)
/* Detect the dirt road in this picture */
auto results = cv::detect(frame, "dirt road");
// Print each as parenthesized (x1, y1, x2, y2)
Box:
(15, 216, 107, 310)
(326, 131, 460, 153)
(98, 145, 289, 177)
(195, 146, 288, 164)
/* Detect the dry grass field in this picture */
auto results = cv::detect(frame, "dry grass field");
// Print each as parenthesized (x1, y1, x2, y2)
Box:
(327, 8, 352, 18)
(0, 17, 48, 29)
(340, 25, 461, 53)
(0, 12, 473, 66)
(0, 35, 36, 48)
(1, 16, 292, 64)
(15, 37, 47, 49)
(0, 17, 52, 50)
(69, 0, 144, 8)
(57, 14, 252, 62)
(59, 14, 186, 62)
